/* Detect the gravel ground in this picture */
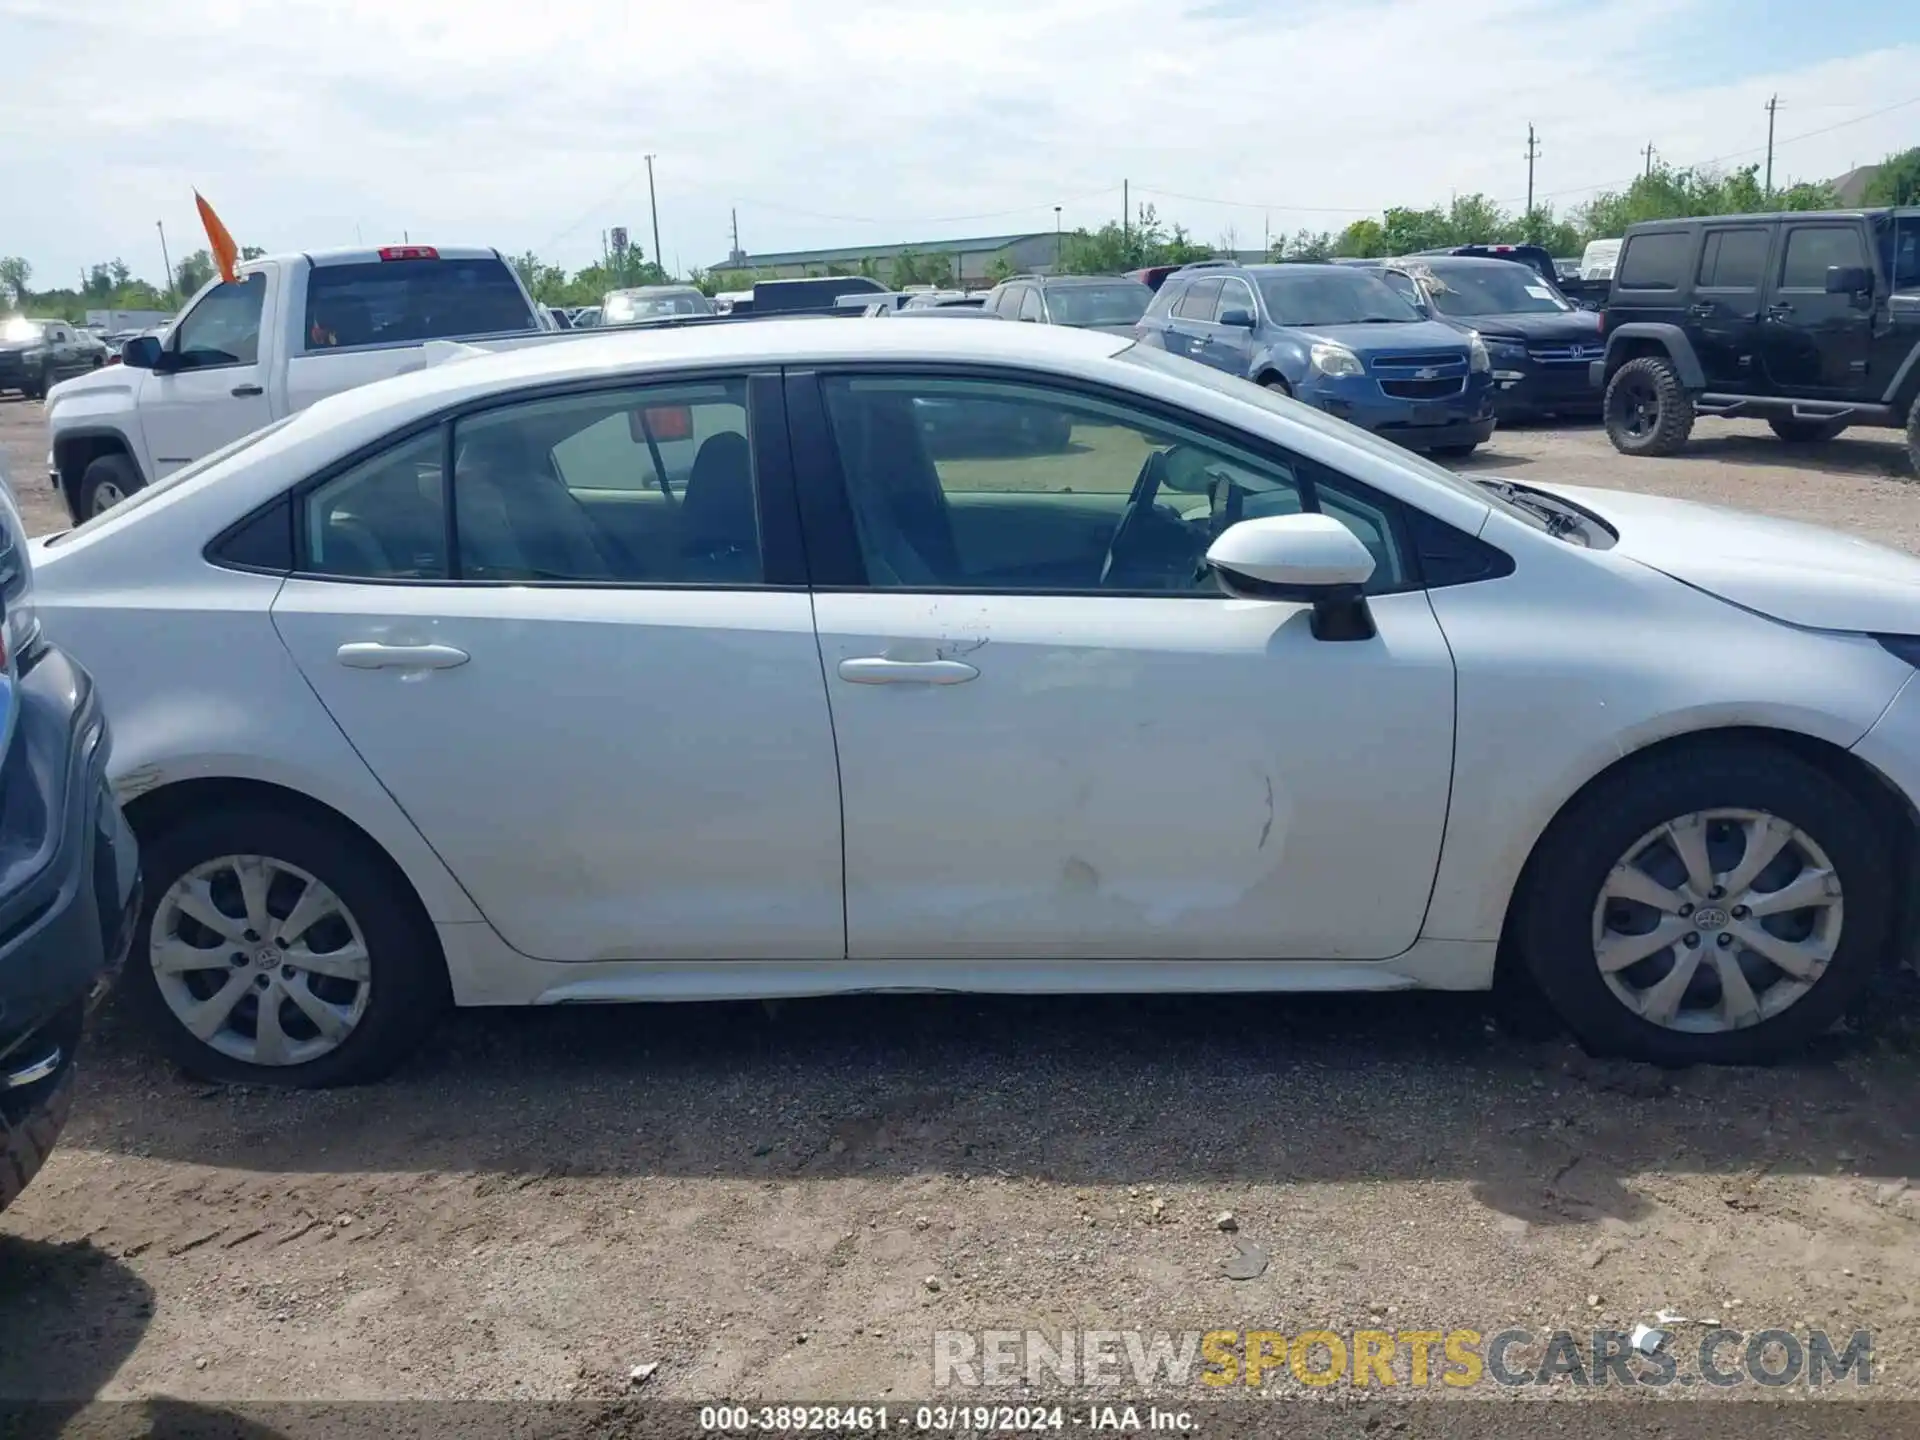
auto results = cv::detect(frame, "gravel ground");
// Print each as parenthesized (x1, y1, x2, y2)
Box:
(5, 394, 1920, 1412)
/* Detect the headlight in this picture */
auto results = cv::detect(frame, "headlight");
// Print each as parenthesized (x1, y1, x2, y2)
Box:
(0, 485, 41, 666)
(1309, 342, 1364, 378)
(1467, 332, 1491, 373)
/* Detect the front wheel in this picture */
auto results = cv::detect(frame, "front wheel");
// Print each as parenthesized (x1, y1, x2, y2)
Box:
(1603, 356, 1695, 457)
(1428, 442, 1479, 459)
(125, 806, 447, 1087)
(1768, 416, 1849, 444)
(1514, 742, 1894, 1065)
(76, 453, 143, 519)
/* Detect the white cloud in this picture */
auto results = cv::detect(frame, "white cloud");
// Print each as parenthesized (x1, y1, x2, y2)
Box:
(1, 0, 1914, 283)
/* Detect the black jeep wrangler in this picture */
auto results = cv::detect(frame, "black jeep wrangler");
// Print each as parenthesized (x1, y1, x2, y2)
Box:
(0, 472, 140, 1215)
(1592, 207, 1920, 469)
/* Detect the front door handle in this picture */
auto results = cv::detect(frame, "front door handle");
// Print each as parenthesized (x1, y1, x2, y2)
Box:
(1766, 303, 1794, 319)
(335, 641, 470, 671)
(231, 383, 264, 397)
(837, 657, 979, 686)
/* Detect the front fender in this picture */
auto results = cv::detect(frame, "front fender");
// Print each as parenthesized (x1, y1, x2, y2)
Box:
(1602, 324, 1704, 389)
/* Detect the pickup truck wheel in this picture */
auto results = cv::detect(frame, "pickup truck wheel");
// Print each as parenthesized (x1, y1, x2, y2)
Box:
(77, 454, 142, 518)
(1768, 416, 1849, 444)
(22, 366, 49, 402)
(1907, 394, 1920, 477)
(1604, 356, 1694, 457)
(126, 806, 447, 1088)
(1515, 741, 1892, 1066)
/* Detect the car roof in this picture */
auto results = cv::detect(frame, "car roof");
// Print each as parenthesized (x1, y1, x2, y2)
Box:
(1624, 209, 1887, 232)
(238, 245, 504, 270)
(295, 318, 1133, 433)
(1041, 274, 1148, 286)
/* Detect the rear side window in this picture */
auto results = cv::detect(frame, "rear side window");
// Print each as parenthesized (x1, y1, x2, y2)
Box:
(1616, 231, 1692, 290)
(1142, 281, 1182, 321)
(1175, 278, 1223, 319)
(1779, 225, 1868, 290)
(1696, 228, 1770, 290)
(303, 257, 534, 351)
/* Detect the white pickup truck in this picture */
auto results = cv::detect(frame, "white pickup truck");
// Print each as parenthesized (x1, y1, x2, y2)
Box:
(46, 245, 550, 521)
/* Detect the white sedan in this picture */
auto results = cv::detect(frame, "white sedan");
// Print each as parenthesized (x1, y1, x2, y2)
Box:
(27, 319, 1920, 1084)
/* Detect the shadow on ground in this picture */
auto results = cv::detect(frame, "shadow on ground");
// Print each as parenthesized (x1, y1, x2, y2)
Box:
(0, 1233, 151, 1405)
(56, 970, 1920, 1223)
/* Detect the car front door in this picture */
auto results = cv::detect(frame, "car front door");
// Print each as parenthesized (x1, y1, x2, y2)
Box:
(268, 372, 846, 964)
(1760, 222, 1875, 396)
(792, 369, 1457, 962)
(1200, 277, 1258, 376)
(1690, 224, 1773, 391)
(138, 272, 275, 478)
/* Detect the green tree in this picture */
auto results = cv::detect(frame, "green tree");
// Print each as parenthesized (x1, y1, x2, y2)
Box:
(1333, 218, 1388, 257)
(1268, 229, 1336, 263)
(0, 256, 31, 308)
(1058, 203, 1211, 275)
(1575, 162, 1835, 238)
(174, 249, 215, 296)
(1864, 146, 1920, 206)
(985, 255, 1015, 285)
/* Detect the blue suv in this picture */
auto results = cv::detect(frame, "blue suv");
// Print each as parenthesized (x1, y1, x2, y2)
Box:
(1134, 261, 1497, 457)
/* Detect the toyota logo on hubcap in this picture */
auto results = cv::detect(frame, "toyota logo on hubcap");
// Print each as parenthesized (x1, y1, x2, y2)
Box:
(1692, 906, 1731, 931)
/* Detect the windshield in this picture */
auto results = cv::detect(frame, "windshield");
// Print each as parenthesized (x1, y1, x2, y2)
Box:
(605, 290, 711, 321)
(1, 318, 44, 343)
(1255, 269, 1423, 326)
(1876, 213, 1920, 293)
(1046, 282, 1152, 327)
(1418, 262, 1571, 316)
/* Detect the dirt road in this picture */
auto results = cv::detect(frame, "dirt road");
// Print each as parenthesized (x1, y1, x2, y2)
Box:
(5, 394, 1920, 1411)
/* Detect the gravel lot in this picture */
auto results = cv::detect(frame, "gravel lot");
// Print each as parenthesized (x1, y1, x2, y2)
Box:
(5, 394, 1920, 1411)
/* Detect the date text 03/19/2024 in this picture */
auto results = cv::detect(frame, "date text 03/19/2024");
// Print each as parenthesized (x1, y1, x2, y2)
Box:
(699, 1404, 1196, 1432)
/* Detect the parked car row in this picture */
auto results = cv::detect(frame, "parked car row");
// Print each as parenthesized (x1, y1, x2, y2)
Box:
(0, 317, 108, 399)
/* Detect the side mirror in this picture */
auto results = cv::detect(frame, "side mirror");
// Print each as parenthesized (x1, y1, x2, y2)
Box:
(1217, 307, 1256, 328)
(1825, 265, 1873, 296)
(120, 335, 162, 370)
(1206, 514, 1377, 641)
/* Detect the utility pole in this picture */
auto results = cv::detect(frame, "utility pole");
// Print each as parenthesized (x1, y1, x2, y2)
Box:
(1054, 206, 1063, 270)
(156, 220, 176, 305)
(1764, 94, 1780, 195)
(644, 154, 663, 280)
(1524, 124, 1541, 223)
(1122, 179, 1129, 259)
(1641, 142, 1658, 178)
(730, 209, 741, 265)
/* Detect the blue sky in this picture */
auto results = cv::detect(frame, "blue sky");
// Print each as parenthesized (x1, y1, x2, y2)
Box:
(0, 0, 1914, 287)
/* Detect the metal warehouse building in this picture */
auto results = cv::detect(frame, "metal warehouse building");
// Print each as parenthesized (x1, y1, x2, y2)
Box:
(709, 232, 1062, 287)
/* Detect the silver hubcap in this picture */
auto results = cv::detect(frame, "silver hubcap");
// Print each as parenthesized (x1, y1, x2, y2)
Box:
(1592, 809, 1843, 1033)
(90, 481, 125, 515)
(150, 854, 372, 1066)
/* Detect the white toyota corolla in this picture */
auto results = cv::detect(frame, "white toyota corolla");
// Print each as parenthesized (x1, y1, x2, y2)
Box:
(27, 318, 1920, 1084)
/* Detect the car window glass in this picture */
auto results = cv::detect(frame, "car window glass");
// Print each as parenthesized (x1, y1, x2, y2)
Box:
(1142, 281, 1181, 320)
(454, 377, 760, 585)
(1378, 271, 1422, 306)
(1018, 289, 1045, 321)
(1615, 231, 1690, 290)
(1214, 279, 1255, 320)
(1779, 226, 1868, 290)
(172, 274, 266, 369)
(1175, 277, 1223, 319)
(819, 374, 1404, 595)
(1696, 228, 1770, 289)
(303, 257, 533, 350)
(302, 431, 448, 580)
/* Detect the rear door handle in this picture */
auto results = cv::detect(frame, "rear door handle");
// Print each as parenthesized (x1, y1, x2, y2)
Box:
(1687, 304, 1715, 318)
(837, 657, 979, 686)
(1766, 303, 1794, 318)
(335, 641, 470, 671)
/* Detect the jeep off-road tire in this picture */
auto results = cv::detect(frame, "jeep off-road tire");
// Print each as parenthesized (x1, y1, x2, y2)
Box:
(1907, 393, 1919, 478)
(1514, 740, 1893, 1066)
(1768, 416, 1850, 445)
(1603, 355, 1695, 458)
(0, 1052, 76, 1215)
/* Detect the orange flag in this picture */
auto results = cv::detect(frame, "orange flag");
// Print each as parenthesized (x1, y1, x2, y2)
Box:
(194, 191, 240, 284)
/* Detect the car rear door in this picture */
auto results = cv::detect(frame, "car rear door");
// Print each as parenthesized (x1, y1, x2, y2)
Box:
(1199, 276, 1258, 375)
(1167, 278, 1223, 364)
(789, 367, 1457, 963)
(1760, 221, 1876, 396)
(268, 370, 846, 965)
(1689, 223, 1774, 391)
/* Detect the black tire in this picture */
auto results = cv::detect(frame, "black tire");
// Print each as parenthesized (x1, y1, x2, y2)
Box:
(21, 365, 49, 402)
(76, 453, 143, 519)
(1603, 355, 1695, 457)
(125, 805, 447, 1087)
(1768, 416, 1849, 444)
(1906, 393, 1919, 478)
(1514, 740, 1894, 1066)
(1428, 442, 1480, 459)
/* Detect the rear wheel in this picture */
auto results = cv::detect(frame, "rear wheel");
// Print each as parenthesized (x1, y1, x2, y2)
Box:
(76, 453, 142, 519)
(125, 805, 447, 1087)
(1428, 442, 1480, 459)
(1515, 742, 1893, 1065)
(1768, 416, 1849, 444)
(1906, 393, 1919, 477)
(1603, 355, 1694, 457)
